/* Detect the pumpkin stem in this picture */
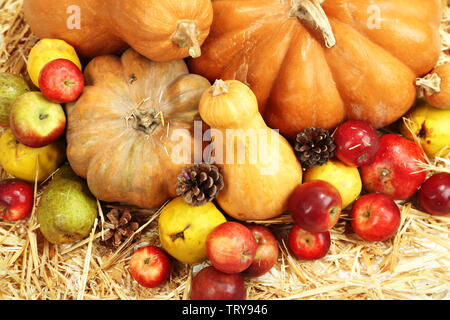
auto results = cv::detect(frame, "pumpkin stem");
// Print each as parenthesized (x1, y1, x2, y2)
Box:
(211, 79, 230, 97)
(171, 20, 202, 59)
(289, 0, 336, 48)
(416, 73, 441, 97)
(130, 107, 162, 135)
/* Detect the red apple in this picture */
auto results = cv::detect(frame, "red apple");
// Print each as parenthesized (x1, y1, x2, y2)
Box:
(288, 180, 342, 233)
(334, 120, 380, 167)
(288, 225, 331, 260)
(10, 91, 66, 148)
(39, 59, 84, 103)
(0, 179, 34, 221)
(350, 193, 401, 242)
(129, 246, 171, 288)
(243, 224, 279, 277)
(418, 172, 450, 216)
(360, 134, 426, 200)
(190, 266, 246, 300)
(206, 221, 257, 274)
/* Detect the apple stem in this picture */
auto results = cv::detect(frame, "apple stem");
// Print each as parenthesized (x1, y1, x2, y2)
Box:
(39, 113, 49, 120)
(143, 257, 153, 266)
(381, 169, 390, 178)
(329, 207, 339, 217)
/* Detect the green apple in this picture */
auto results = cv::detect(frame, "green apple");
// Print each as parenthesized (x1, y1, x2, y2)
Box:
(0, 73, 30, 127)
(401, 100, 450, 159)
(10, 91, 66, 148)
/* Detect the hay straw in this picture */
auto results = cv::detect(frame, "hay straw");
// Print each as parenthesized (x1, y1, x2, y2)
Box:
(0, 0, 449, 300)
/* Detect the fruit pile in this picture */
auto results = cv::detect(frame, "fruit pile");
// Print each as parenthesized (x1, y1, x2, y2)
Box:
(0, 0, 449, 300)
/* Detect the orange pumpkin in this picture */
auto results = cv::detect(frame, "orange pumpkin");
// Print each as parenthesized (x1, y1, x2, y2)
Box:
(417, 64, 450, 109)
(189, 0, 442, 140)
(65, 48, 211, 209)
(23, 0, 213, 61)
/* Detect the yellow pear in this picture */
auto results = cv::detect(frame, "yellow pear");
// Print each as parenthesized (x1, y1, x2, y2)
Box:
(158, 197, 227, 264)
(401, 100, 450, 158)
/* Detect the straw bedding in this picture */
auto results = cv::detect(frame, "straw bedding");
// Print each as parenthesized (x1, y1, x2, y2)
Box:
(0, 0, 449, 300)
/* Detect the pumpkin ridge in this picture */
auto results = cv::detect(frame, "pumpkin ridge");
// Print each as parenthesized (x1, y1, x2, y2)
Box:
(260, 24, 307, 119)
(324, 16, 419, 82)
(220, 25, 280, 84)
(199, 2, 293, 82)
(221, 16, 297, 95)
(209, 0, 289, 37)
(321, 0, 442, 76)
(322, 18, 417, 129)
(263, 25, 345, 139)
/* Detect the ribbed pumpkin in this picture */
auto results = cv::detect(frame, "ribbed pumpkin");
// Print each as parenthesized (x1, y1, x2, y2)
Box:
(189, 0, 443, 140)
(65, 48, 211, 209)
(23, 0, 213, 61)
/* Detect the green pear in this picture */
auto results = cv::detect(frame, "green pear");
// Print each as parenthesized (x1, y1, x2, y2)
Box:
(37, 164, 98, 244)
(0, 73, 30, 127)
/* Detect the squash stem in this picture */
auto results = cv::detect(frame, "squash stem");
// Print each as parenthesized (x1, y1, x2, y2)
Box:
(211, 79, 230, 97)
(289, 0, 336, 48)
(416, 73, 442, 97)
(171, 20, 202, 58)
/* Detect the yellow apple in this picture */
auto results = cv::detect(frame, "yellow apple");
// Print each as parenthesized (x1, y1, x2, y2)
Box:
(304, 159, 362, 209)
(400, 100, 450, 158)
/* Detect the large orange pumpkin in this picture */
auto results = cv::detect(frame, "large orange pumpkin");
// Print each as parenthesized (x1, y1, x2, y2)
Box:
(189, 0, 443, 140)
(23, 0, 213, 61)
(65, 48, 211, 209)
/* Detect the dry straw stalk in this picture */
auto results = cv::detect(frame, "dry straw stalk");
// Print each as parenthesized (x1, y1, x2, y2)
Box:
(0, 0, 449, 300)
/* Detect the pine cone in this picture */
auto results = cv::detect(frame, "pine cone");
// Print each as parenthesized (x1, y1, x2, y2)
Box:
(176, 163, 224, 206)
(294, 127, 336, 168)
(99, 208, 141, 249)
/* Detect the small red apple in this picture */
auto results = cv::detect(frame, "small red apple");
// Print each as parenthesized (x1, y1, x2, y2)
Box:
(288, 225, 331, 260)
(206, 221, 257, 274)
(190, 266, 246, 300)
(334, 120, 380, 167)
(129, 246, 171, 288)
(0, 179, 34, 221)
(360, 134, 426, 200)
(418, 172, 450, 216)
(243, 224, 279, 277)
(350, 193, 401, 242)
(10, 91, 66, 148)
(39, 59, 84, 103)
(288, 180, 342, 233)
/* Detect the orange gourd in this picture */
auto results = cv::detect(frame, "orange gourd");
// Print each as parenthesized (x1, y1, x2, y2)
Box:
(417, 64, 450, 109)
(23, 0, 213, 61)
(199, 79, 302, 221)
(189, 0, 442, 140)
(65, 48, 211, 209)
